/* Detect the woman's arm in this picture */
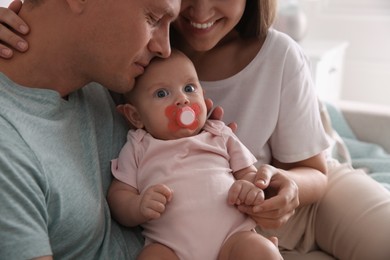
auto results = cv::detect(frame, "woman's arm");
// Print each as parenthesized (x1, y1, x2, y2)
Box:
(271, 151, 328, 207)
(0, 0, 29, 58)
(238, 152, 328, 229)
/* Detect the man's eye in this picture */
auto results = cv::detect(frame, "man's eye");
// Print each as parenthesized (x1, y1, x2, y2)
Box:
(147, 14, 161, 26)
(155, 89, 169, 98)
(184, 85, 196, 93)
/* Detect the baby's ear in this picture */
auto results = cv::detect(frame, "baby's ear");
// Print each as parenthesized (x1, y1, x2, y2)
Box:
(120, 104, 144, 129)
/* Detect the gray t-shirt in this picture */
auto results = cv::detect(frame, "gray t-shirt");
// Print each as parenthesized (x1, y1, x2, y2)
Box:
(0, 74, 143, 259)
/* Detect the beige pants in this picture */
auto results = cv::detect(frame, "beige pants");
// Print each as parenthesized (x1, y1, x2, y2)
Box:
(259, 161, 390, 260)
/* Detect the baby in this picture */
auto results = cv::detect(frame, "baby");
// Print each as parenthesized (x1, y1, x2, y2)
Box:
(108, 50, 282, 260)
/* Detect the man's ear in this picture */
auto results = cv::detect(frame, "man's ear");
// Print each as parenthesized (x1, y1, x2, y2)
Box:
(66, 0, 87, 13)
(121, 104, 144, 129)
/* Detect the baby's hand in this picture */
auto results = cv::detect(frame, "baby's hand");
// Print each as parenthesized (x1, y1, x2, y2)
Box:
(228, 180, 264, 207)
(139, 184, 173, 221)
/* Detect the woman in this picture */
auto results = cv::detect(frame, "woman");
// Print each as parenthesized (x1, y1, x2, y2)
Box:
(169, 1, 390, 259)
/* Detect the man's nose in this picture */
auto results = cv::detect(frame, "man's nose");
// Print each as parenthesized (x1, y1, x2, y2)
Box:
(148, 25, 171, 58)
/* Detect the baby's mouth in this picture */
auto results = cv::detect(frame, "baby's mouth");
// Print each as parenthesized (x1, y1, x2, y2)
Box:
(176, 106, 196, 127)
(165, 103, 201, 132)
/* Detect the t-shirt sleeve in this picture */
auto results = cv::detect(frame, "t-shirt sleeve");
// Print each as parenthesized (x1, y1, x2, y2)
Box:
(0, 127, 52, 259)
(111, 134, 138, 189)
(270, 41, 329, 162)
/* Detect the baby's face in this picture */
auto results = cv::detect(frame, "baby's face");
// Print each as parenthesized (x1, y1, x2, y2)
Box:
(129, 53, 207, 140)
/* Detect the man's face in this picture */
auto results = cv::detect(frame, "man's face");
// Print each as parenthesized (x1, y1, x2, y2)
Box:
(77, 0, 180, 94)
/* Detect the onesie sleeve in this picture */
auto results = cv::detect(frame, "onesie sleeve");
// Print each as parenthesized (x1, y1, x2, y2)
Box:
(0, 126, 52, 259)
(111, 131, 139, 189)
(223, 125, 257, 172)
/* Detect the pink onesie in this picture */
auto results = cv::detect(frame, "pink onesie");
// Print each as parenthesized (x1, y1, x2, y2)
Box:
(111, 120, 257, 259)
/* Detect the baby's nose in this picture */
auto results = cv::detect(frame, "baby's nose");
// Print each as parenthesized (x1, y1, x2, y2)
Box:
(175, 94, 190, 106)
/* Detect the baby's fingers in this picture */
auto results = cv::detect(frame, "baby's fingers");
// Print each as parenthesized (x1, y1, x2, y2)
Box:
(228, 180, 264, 206)
(141, 185, 173, 219)
(145, 184, 173, 203)
(141, 200, 167, 220)
(243, 188, 264, 206)
(228, 181, 242, 205)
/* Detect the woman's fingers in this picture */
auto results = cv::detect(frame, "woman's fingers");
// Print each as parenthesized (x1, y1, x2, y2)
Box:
(0, 1, 29, 58)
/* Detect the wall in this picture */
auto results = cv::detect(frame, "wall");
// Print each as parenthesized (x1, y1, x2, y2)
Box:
(0, 1, 14, 7)
(301, 0, 390, 106)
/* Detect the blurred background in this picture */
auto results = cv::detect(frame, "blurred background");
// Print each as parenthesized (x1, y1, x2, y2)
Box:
(274, 0, 390, 107)
(0, 0, 13, 7)
(1, 0, 390, 107)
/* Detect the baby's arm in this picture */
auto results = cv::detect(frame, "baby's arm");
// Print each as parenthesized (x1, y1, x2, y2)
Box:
(228, 165, 264, 207)
(107, 179, 173, 227)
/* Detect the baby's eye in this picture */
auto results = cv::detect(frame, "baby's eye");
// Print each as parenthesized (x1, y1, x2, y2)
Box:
(155, 89, 169, 98)
(184, 85, 196, 93)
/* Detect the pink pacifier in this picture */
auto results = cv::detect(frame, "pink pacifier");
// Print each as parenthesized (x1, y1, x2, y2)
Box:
(176, 106, 196, 127)
(165, 103, 201, 132)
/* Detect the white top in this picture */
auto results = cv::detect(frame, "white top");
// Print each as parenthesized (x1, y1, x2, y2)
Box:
(201, 29, 329, 166)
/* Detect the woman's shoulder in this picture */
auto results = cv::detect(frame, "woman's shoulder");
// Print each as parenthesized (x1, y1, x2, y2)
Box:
(266, 29, 300, 47)
(235, 29, 304, 66)
(261, 29, 308, 69)
(261, 29, 303, 57)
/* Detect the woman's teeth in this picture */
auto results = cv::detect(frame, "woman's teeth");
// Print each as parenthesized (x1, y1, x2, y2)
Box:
(190, 21, 215, 29)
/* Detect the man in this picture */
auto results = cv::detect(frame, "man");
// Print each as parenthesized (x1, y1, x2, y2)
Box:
(0, 0, 180, 259)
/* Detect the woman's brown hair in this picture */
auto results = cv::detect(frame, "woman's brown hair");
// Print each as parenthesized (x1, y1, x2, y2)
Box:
(235, 0, 277, 40)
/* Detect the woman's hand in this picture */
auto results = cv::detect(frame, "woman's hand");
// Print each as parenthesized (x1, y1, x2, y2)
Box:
(0, 0, 28, 58)
(237, 164, 299, 229)
(205, 98, 237, 131)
